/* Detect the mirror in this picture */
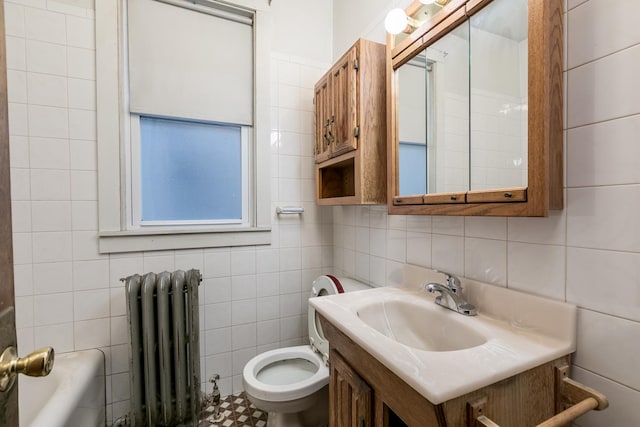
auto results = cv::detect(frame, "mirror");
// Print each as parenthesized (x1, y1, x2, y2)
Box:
(397, 0, 528, 197)
(470, 0, 528, 191)
(398, 21, 469, 196)
(388, 0, 563, 216)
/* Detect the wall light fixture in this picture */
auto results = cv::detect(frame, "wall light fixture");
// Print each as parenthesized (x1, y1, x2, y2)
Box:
(385, 0, 452, 34)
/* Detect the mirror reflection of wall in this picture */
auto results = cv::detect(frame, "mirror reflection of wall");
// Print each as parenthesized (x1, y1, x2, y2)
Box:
(397, 22, 470, 196)
(398, 53, 428, 195)
(470, 0, 528, 190)
(395, 0, 529, 198)
(433, 22, 470, 194)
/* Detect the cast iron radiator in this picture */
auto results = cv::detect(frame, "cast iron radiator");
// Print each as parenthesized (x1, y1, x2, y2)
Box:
(124, 269, 201, 426)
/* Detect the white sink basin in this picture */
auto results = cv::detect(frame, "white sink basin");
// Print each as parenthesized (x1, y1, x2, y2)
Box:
(357, 299, 486, 351)
(310, 266, 577, 405)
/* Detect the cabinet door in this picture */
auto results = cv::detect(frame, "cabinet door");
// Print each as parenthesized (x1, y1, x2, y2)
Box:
(314, 75, 332, 163)
(330, 350, 372, 427)
(331, 47, 358, 157)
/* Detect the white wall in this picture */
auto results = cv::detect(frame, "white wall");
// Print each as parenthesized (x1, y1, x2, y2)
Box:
(470, 28, 527, 190)
(332, 0, 412, 59)
(431, 26, 469, 193)
(397, 64, 426, 144)
(270, 0, 332, 63)
(4, 0, 333, 423)
(6, 0, 640, 425)
(331, 0, 640, 425)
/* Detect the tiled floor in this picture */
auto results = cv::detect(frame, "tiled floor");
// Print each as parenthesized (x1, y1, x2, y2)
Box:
(199, 392, 268, 427)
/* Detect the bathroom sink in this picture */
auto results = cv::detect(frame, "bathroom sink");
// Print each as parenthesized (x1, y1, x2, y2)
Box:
(356, 299, 486, 351)
(309, 265, 577, 405)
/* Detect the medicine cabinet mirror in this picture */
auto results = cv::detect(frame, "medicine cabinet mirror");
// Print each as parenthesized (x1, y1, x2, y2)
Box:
(387, 0, 563, 216)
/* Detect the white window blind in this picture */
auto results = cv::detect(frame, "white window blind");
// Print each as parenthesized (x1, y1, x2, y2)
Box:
(127, 0, 254, 125)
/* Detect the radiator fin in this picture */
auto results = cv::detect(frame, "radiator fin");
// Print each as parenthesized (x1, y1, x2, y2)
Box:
(125, 269, 201, 427)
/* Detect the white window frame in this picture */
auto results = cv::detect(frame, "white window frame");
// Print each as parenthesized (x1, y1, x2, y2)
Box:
(96, 0, 272, 253)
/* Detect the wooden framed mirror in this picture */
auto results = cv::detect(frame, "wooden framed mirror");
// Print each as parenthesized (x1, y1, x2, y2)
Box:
(387, 0, 563, 216)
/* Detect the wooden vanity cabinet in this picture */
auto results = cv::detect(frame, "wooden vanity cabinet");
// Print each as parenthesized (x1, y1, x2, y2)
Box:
(330, 351, 373, 427)
(314, 38, 387, 205)
(320, 315, 571, 427)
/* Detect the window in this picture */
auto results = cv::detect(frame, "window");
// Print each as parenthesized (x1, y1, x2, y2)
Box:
(399, 142, 427, 196)
(96, 0, 271, 253)
(134, 117, 248, 225)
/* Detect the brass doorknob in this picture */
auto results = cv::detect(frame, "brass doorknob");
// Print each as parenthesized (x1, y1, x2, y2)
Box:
(0, 346, 55, 392)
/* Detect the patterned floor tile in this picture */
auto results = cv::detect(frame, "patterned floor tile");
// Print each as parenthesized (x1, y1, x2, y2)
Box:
(199, 392, 269, 427)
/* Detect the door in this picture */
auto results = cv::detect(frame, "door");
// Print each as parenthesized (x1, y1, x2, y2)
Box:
(314, 74, 332, 163)
(0, 1, 19, 425)
(330, 47, 358, 158)
(330, 350, 372, 427)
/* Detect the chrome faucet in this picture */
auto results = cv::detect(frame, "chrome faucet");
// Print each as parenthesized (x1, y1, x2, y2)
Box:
(425, 271, 477, 316)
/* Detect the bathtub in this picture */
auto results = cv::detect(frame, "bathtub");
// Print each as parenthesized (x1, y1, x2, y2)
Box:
(19, 349, 106, 427)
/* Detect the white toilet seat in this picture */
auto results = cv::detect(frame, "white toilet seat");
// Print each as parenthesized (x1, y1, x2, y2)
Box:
(242, 346, 329, 402)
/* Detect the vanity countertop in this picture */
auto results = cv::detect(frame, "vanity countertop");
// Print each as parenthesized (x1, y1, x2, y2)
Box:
(311, 267, 577, 404)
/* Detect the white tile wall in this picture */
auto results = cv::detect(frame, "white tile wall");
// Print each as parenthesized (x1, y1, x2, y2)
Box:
(470, 88, 527, 190)
(573, 366, 640, 427)
(506, 242, 565, 300)
(575, 309, 640, 391)
(566, 247, 640, 321)
(330, 0, 640, 424)
(567, 185, 640, 252)
(6, 0, 640, 424)
(567, 115, 640, 187)
(567, 0, 640, 69)
(5, 0, 332, 423)
(568, 43, 640, 128)
(464, 237, 506, 286)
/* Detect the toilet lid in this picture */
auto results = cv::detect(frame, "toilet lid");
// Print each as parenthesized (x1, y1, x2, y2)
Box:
(308, 275, 370, 364)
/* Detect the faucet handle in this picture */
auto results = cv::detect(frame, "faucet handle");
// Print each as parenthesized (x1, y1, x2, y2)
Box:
(435, 270, 462, 292)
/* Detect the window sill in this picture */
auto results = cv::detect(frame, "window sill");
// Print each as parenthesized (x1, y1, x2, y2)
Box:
(98, 227, 271, 253)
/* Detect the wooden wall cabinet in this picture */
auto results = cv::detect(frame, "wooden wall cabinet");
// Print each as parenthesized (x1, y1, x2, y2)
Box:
(314, 39, 387, 205)
(320, 315, 603, 427)
(387, 0, 564, 216)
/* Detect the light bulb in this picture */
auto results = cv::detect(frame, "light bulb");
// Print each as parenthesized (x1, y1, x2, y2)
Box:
(385, 8, 408, 35)
(420, 0, 437, 4)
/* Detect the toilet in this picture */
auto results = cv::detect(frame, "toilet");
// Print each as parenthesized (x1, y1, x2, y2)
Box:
(242, 275, 370, 427)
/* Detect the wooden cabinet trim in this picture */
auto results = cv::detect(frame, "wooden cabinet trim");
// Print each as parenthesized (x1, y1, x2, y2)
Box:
(314, 74, 332, 163)
(441, 357, 570, 426)
(330, 350, 373, 427)
(390, 0, 468, 62)
(322, 312, 575, 427)
(321, 315, 441, 427)
(331, 47, 359, 158)
(315, 38, 387, 205)
(392, 6, 467, 70)
(465, 0, 494, 15)
(393, 195, 425, 206)
(424, 191, 467, 204)
(466, 188, 527, 203)
(387, 0, 564, 217)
